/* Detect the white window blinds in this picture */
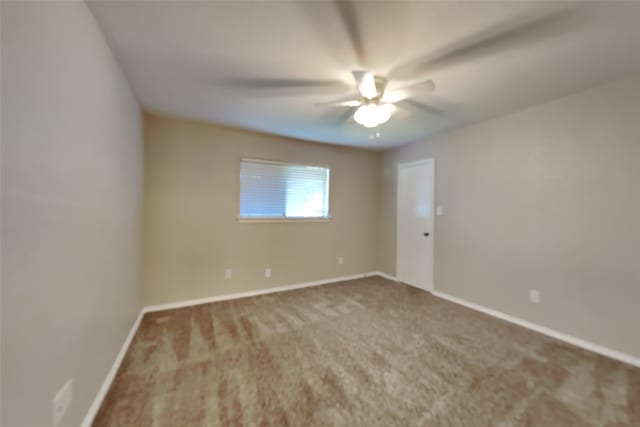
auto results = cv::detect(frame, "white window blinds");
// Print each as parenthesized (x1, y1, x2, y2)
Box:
(239, 159, 330, 219)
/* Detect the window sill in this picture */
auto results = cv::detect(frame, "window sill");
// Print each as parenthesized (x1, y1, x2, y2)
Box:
(237, 217, 332, 223)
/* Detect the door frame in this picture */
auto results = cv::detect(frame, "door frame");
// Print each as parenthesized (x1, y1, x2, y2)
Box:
(396, 158, 435, 292)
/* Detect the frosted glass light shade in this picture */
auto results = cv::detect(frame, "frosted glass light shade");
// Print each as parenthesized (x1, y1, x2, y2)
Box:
(354, 104, 378, 127)
(354, 103, 392, 128)
(374, 104, 392, 124)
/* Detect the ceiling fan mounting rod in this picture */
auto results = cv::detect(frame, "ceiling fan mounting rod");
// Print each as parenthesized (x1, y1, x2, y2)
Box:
(361, 76, 387, 105)
(362, 97, 380, 106)
(373, 75, 388, 99)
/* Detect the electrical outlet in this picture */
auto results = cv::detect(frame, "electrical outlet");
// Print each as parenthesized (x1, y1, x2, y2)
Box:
(52, 379, 73, 426)
(338, 257, 344, 265)
(224, 268, 232, 279)
(265, 268, 271, 278)
(529, 289, 541, 304)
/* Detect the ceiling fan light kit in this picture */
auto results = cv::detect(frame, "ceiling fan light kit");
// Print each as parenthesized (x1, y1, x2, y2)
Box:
(319, 70, 436, 132)
(352, 73, 392, 128)
(354, 103, 392, 128)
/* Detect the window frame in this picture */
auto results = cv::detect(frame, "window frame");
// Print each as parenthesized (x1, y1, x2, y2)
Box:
(237, 158, 332, 223)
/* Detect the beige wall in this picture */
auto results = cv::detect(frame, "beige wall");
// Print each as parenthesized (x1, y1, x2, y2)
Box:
(143, 115, 380, 305)
(379, 73, 640, 357)
(1, 2, 143, 426)
(2, 5, 637, 426)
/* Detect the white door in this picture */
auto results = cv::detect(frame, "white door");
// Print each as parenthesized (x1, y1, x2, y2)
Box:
(397, 159, 434, 291)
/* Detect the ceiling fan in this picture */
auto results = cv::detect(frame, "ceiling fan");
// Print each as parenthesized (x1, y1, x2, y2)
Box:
(318, 71, 435, 129)
(216, 2, 580, 138)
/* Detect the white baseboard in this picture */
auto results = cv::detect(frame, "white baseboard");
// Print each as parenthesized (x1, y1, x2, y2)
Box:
(371, 272, 436, 293)
(83, 272, 638, 427)
(370, 273, 639, 367)
(371, 271, 399, 282)
(81, 272, 376, 425)
(143, 272, 374, 313)
(431, 290, 640, 369)
(80, 309, 144, 427)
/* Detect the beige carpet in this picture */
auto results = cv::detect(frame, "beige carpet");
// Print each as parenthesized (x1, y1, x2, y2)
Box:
(94, 276, 639, 426)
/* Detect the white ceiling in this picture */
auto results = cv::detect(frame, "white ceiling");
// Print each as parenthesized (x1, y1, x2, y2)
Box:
(88, 1, 640, 149)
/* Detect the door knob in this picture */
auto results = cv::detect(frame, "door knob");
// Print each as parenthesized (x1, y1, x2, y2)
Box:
(423, 232, 430, 237)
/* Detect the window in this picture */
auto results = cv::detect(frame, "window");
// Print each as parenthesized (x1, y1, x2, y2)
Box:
(239, 159, 330, 220)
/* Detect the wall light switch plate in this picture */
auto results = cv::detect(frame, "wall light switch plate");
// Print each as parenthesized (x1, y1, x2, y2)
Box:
(436, 206, 444, 216)
(265, 268, 271, 278)
(224, 269, 232, 279)
(338, 257, 344, 265)
(529, 289, 541, 304)
(52, 379, 73, 426)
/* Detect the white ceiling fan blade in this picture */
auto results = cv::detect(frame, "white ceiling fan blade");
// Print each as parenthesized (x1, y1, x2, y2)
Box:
(381, 91, 409, 104)
(314, 94, 362, 107)
(397, 79, 436, 94)
(396, 99, 444, 116)
(340, 100, 361, 107)
(382, 80, 435, 104)
(324, 100, 362, 107)
(352, 70, 378, 99)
